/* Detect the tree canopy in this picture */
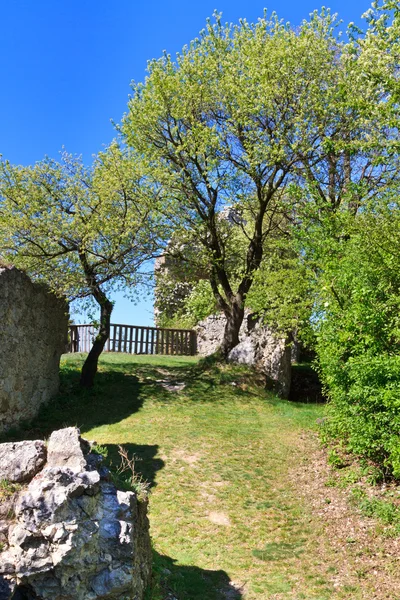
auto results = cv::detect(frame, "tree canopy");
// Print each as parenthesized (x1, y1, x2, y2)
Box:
(0, 143, 164, 386)
(121, 8, 395, 354)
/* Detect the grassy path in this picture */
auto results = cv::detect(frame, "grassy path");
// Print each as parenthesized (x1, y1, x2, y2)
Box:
(6, 353, 390, 599)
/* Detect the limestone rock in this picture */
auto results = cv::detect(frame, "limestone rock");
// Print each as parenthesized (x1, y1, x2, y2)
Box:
(46, 427, 88, 471)
(0, 441, 46, 483)
(254, 323, 292, 398)
(197, 311, 292, 398)
(0, 265, 68, 433)
(0, 428, 152, 600)
(228, 338, 257, 366)
(0, 576, 15, 600)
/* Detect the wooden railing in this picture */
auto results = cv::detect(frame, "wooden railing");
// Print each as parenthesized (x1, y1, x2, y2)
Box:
(68, 323, 197, 356)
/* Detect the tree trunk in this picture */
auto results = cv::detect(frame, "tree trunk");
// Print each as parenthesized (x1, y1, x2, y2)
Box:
(220, 301, 245, 358)
(80, 298, 113, 388)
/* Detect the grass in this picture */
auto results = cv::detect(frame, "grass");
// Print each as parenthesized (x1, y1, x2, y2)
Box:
(2, 352, 376, 599)
(0, 479, 21, 500)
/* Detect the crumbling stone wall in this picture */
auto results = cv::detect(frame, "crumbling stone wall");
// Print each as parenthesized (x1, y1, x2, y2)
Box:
(0, 427, 152, 600)
(0, 266, 68, 432)
(195, 312, 292, 398)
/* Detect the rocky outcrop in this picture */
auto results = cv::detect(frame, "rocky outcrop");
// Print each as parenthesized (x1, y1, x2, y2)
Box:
(195, 312, 292, 398)
(0, 266, 68, 433)
(0, 428, 152, 600)
(0, 441, 46, 484)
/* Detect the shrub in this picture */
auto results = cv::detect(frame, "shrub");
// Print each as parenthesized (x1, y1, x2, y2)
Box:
(314, 204, 400, 477)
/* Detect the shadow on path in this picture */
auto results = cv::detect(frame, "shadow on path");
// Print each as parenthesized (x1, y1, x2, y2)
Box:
(150, 550, 243, 600)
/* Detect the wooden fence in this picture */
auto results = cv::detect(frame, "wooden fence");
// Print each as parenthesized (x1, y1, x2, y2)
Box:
(68, 323, 197, 356)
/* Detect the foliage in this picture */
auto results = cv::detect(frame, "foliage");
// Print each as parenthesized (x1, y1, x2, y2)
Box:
(0, 143, 165, 385)
(312, 201, 400, 477)
(0, 479, 22, 500)
(0, 144, 160, 302)
(350, 487, 400, 533)
(121, 9, 357, 354)
(246, 232, 314, 340)
(158, 278, 217, 329)
(288, 1, 400, 477)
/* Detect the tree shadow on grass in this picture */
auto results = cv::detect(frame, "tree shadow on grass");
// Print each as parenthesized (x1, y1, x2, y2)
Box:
(103, 443, 164, 489)
(0, 370, 144, 443)
(149, 550, 243, 600)
(1, 352, 268, 447)
(111, 353, 268, 407)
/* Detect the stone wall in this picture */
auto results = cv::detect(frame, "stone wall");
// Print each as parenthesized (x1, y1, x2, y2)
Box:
(0, 266, 68, 432)
(195, 312, 292, 398)
(0, 427, 152, 599)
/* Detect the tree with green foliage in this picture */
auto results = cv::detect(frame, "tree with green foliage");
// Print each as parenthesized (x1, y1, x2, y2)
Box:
(310, 199, 400, 477)
(0, 144, 163, 387)
(303, 0, 400, 477)
(121, 10, 357, 356)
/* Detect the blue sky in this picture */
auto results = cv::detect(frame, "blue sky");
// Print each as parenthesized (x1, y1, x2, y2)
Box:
(1, 0, 371, 325)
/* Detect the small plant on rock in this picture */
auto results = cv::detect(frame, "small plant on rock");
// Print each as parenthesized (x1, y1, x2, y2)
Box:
(116, 445, 150, 502)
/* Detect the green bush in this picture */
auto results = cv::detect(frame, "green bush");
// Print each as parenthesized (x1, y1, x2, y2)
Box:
(314, 204, 400, 478)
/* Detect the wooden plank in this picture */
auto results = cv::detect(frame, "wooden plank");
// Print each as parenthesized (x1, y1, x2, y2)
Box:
(117, 325, 121, 352)
(151, 328, 155, 355)
(140, 327, 144, 354)
(145, 327, 150, 355)
(129, 326, 133, 354)
(123, 325, 127, 353)
(184, 331, 189, 355)
(190, 331, 197, 356)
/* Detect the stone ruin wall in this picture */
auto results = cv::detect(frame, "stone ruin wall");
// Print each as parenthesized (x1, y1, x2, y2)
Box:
(0, 427, 152, 599)
(0, 266, 69, 432)
(195, 312, 293, 399)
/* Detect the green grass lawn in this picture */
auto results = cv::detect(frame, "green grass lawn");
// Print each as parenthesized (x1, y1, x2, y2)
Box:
(3, 353, 364, 599)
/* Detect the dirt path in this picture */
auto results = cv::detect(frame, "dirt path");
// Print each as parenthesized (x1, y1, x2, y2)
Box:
(291, 434, 400, 600)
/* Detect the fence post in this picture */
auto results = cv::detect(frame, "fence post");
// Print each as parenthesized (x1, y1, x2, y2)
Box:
(190, 331, 197, 356)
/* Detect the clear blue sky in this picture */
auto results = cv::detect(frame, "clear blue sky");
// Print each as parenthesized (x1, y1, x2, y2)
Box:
(1, 0, 371, 325)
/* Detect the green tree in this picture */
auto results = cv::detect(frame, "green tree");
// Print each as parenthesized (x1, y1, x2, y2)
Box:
(276, 2, 400, 474)
(121, 10, 352, 356)
(0, 144, 162, 387)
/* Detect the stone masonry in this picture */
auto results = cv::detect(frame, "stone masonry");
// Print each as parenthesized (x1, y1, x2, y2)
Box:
(195, 312, 292, 398)
(0, 427, 152, 600)
(0, 265, 68, 432)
